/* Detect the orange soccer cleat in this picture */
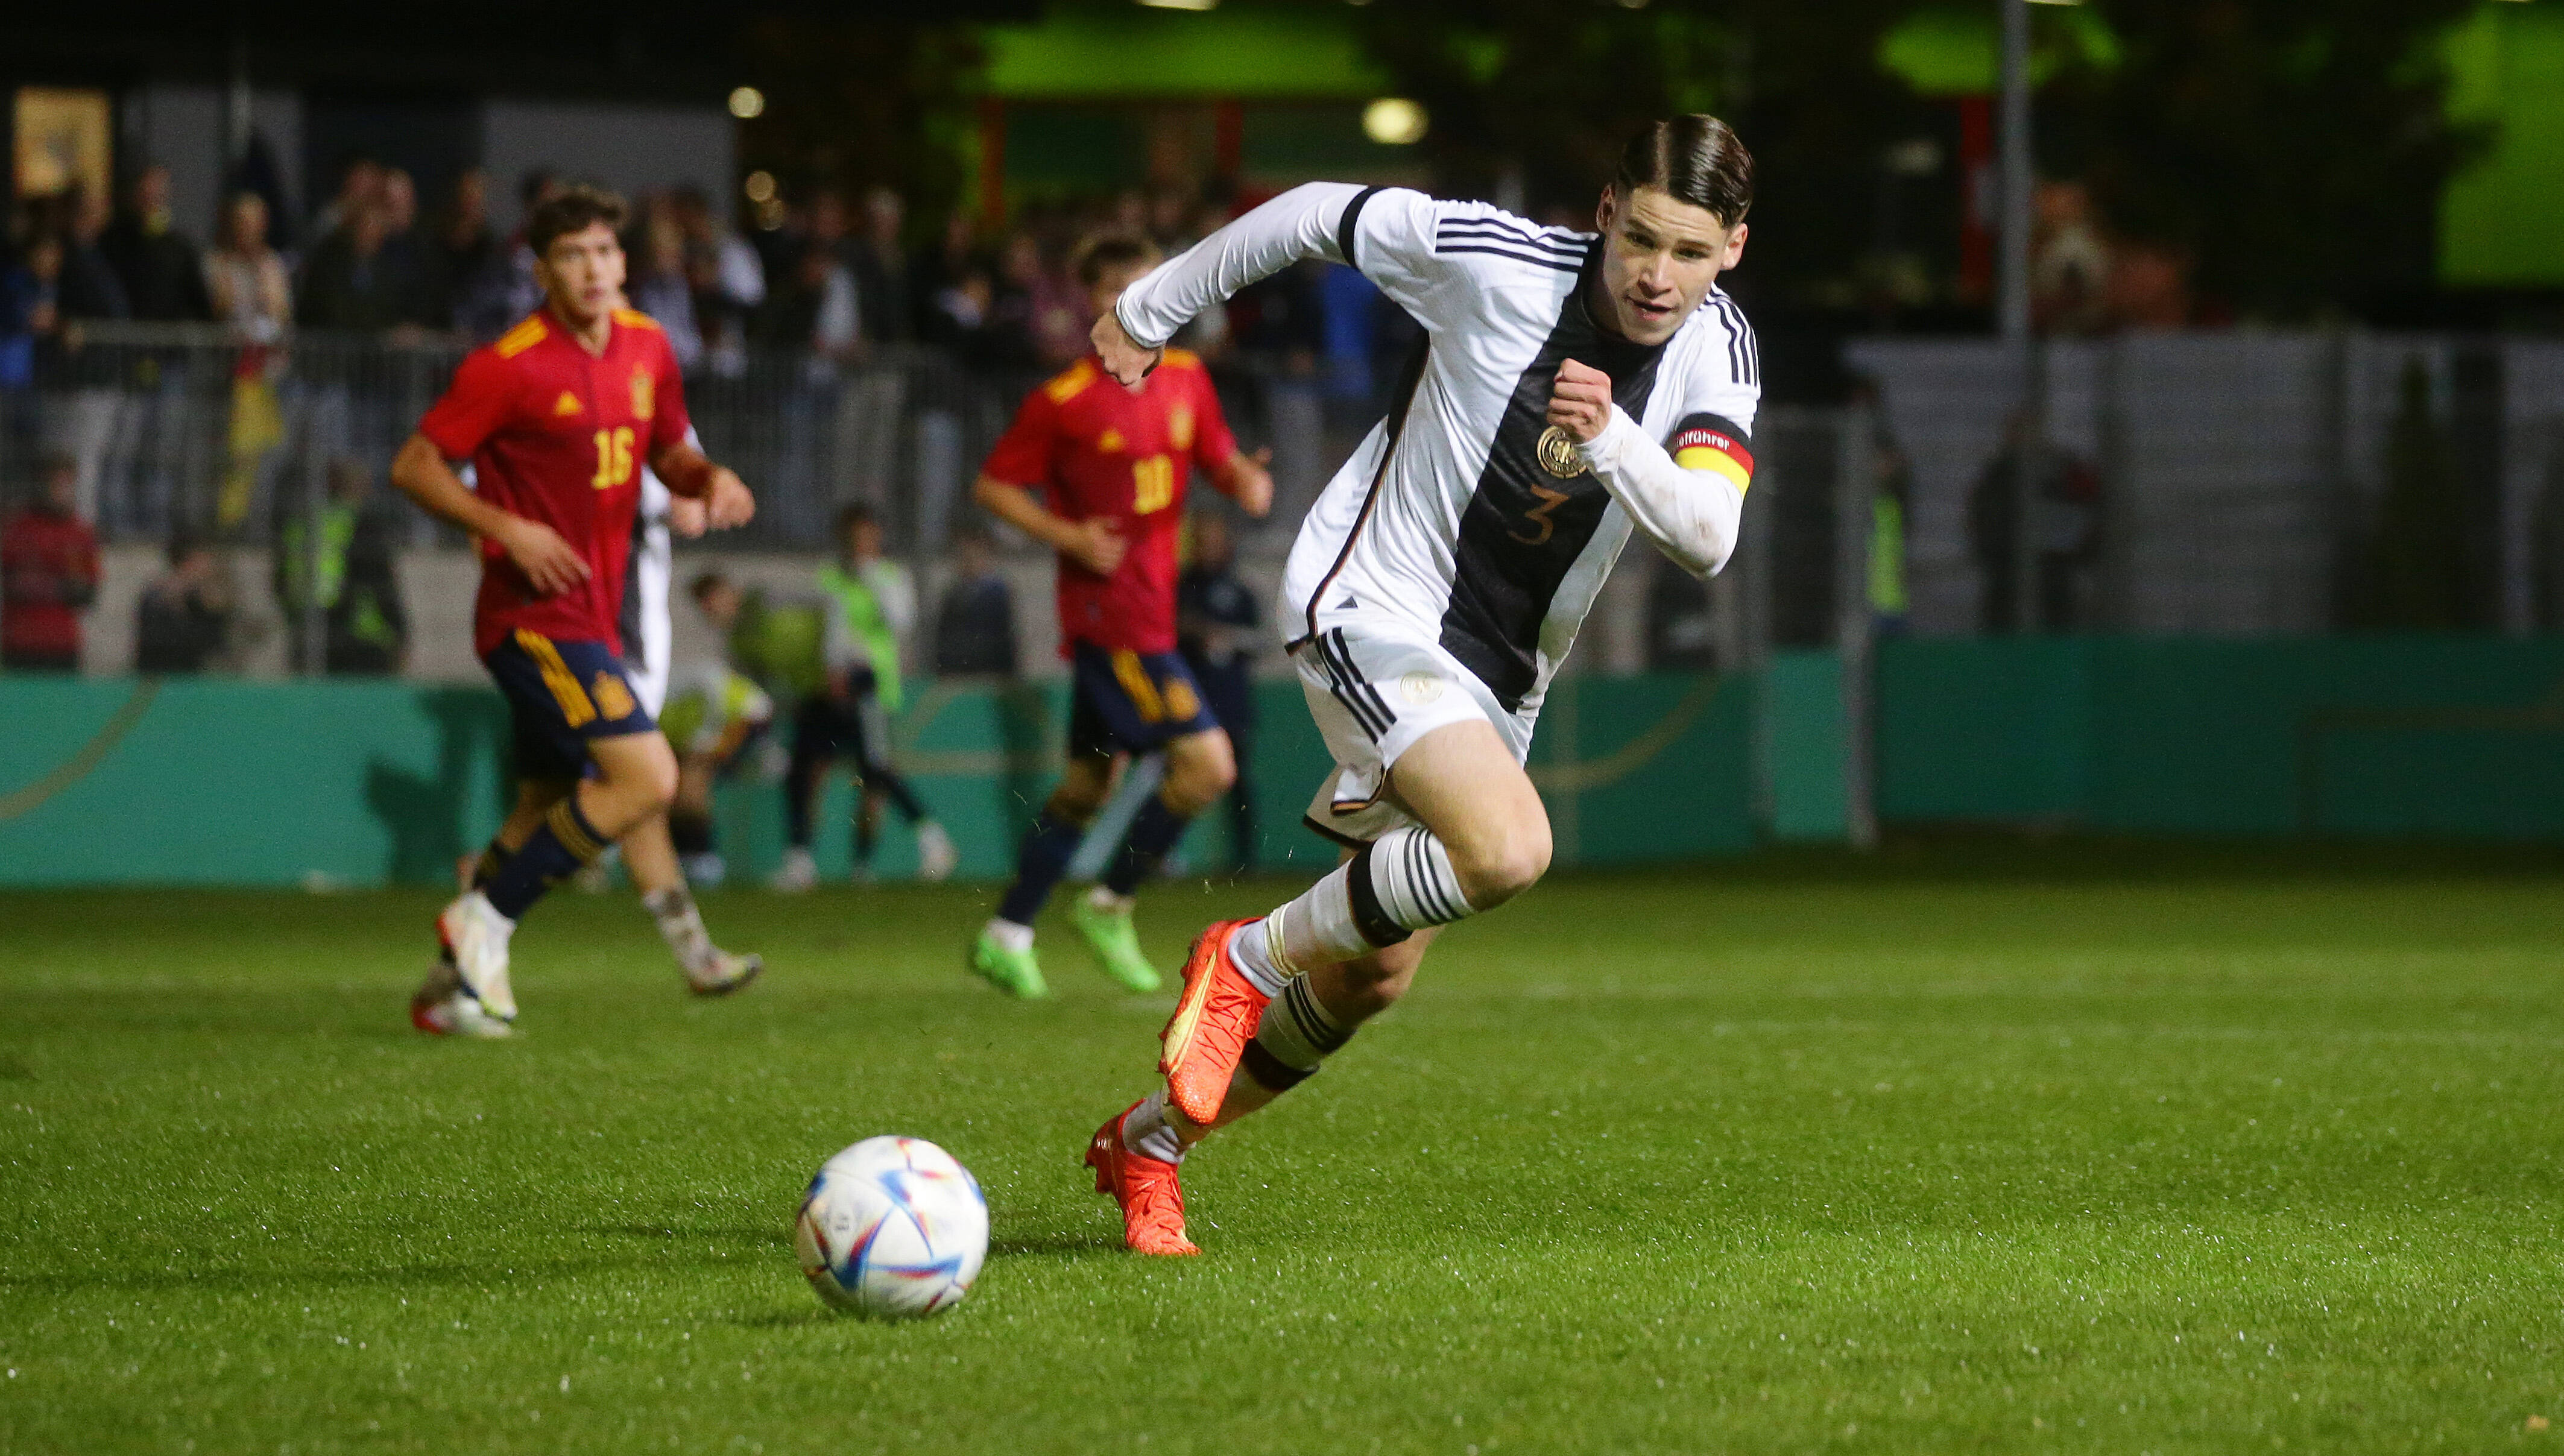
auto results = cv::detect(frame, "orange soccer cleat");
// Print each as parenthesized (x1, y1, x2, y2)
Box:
(1158, 918, 1271, 1126)
(1085, 1105, 1200, 1256)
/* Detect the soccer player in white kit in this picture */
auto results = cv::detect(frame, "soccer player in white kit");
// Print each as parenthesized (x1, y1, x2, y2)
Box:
(1081, 116, 1764, 1253)
(610, 445, 763, 992)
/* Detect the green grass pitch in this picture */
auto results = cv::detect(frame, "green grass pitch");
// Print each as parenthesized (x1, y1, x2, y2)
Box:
(5, 845, 2564, 1454)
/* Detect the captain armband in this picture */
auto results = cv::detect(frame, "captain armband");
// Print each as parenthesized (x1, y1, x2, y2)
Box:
(1668, 416, 1755, 494)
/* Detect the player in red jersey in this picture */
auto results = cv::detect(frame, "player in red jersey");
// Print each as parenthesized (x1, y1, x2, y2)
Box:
(967, 236, 1272, 1000)
(388, 186, 757, 1036)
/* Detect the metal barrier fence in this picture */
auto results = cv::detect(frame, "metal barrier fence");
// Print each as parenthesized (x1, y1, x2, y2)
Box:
(0, 324, 1350, 559)
(1846, 330, 2564, 639)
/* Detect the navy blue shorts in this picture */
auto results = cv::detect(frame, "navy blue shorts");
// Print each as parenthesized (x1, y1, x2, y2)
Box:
(482, 628, 658, 783)
(1068, 643, 1220, 758)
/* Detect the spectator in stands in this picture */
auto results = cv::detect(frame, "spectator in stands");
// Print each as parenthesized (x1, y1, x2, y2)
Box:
(133, 532, 233, 674)
(377, 168, 429, 327)
(297, 199, 417, 332)
(760, 190, 860, 359)
(1177, 508, 1262, 870)
(850, 186, 913, 347)
(671, 184, 764, 375)
(0, 232, 57, 397)
(275, 456, 408, 675)
(1968, 409, 2101, 634)
(57, 188, 130, 323)
(912, 210, 979, 341)
(933, 525, 1018, 676)
(628, 198, 703, 371)
(434, 169, 508, 338)
(101, 164, 212, 323)
(1, 452, 99, 672)
(309, 154, 385, 244)
(500, 169, 566, 323)
(1020, 234, 1090, 370)
(203, 192, 291, 344)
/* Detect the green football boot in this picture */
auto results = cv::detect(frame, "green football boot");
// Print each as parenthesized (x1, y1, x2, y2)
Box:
(968, 929, 1050, 1000)
(1070, 896, 1164, 993)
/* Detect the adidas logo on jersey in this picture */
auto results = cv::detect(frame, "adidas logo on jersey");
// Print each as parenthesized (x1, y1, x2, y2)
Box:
(554, 391, 583, 417)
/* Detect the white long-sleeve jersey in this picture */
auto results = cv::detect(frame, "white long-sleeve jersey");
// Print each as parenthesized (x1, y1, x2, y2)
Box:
(1116, 181, 1759, 715)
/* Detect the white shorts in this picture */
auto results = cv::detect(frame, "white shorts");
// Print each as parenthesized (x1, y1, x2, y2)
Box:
(1292, 616, 1535, 847)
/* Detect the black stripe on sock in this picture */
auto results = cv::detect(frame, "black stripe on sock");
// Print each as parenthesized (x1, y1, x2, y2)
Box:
(1283, 977, 1351, 1054)
(1345, 844, 1413, 948)
(1243, 1038, 1317, 1092)
(1403, 831, 1459, 925)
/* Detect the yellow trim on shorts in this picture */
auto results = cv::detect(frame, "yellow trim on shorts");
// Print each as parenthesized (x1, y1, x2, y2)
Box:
(1111, 649, 1166, 723)
(514, 628, 598, 728)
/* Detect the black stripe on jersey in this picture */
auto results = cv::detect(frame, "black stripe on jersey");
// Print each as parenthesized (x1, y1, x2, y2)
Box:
(619, 504, 648, 667)
(1432, 244, 1585, 274)
(1438, 251, 1668, 713)
(1298, 332, 1432, 646)
(1336, 186, 1387, 271)
(1710, 295, 1758, 386)
(1435, 221, 1591, 260)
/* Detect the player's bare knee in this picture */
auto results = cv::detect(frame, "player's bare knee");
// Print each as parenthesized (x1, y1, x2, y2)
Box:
(1450, 824, 1551, 909)
(1163, 732, 1235, 813)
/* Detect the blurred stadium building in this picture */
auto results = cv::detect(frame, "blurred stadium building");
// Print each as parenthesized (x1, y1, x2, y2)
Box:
(10, 0, 2564, 886)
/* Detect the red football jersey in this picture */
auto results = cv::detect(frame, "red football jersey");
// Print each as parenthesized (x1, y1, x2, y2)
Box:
(979, 348, 1237, 654)
(416, 308, 690, 656)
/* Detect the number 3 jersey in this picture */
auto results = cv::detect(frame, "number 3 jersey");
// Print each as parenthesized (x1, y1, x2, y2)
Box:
(417, 307, 692, 657)
(980, 348, 1239, 656)
(1117, 184, 1760, 716)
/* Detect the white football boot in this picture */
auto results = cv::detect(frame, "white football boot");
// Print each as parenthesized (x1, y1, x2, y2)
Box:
(409, 958, 513, 1038)
(769, 846, 819, 893)
(684, 948, 765, 997)
(434, 890, 519, 1023)
(916, 821, 959, 882)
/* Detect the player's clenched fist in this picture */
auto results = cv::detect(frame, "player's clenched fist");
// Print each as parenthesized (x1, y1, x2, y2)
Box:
(1091, 309, 1162, 389)
(1546, 358, 1614, 444)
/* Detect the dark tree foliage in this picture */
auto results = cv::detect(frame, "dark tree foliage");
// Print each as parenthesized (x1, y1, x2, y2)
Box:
(735, 18, 987, 223)
(2046, 0, 2485, 319)
(1347, 0, 1926, 301)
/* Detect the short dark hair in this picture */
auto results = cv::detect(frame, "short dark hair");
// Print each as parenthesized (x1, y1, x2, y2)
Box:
(836, 503, 879, 538)
(1614, 115, 1754, 228)
(527, 184, 627, 257)
(165, 530, 202, 567)
(689, 570, 730, 602)
(1075, 233, 1160, 289)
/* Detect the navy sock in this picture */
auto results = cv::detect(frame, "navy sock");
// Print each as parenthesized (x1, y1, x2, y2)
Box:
(669, 811, 713, 857)
(469, 840, 514, 890)
(996, 810, 1085, 925)
(483, 798, 608, 921)
(1104, 793, 1193, 897)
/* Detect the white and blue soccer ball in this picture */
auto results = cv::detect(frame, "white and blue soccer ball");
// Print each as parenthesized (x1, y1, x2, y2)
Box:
(795, 1136, 988, 1319)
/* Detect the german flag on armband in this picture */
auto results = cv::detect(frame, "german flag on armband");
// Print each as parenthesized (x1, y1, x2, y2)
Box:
(1671, 419, 1754, 493)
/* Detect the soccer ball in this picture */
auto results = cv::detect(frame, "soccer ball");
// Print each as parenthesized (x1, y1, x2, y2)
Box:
(794, 1136, 988, 1319)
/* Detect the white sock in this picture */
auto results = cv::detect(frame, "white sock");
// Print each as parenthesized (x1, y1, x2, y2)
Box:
(643, 887, 714, 971)
(984, 918, 1035, 953)
(1227, 915, 1291, 997)
(1255, 975, 1351, 1071)
(1120, 1089, 1188, 1164)
(1272, 865, 1368, 974)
